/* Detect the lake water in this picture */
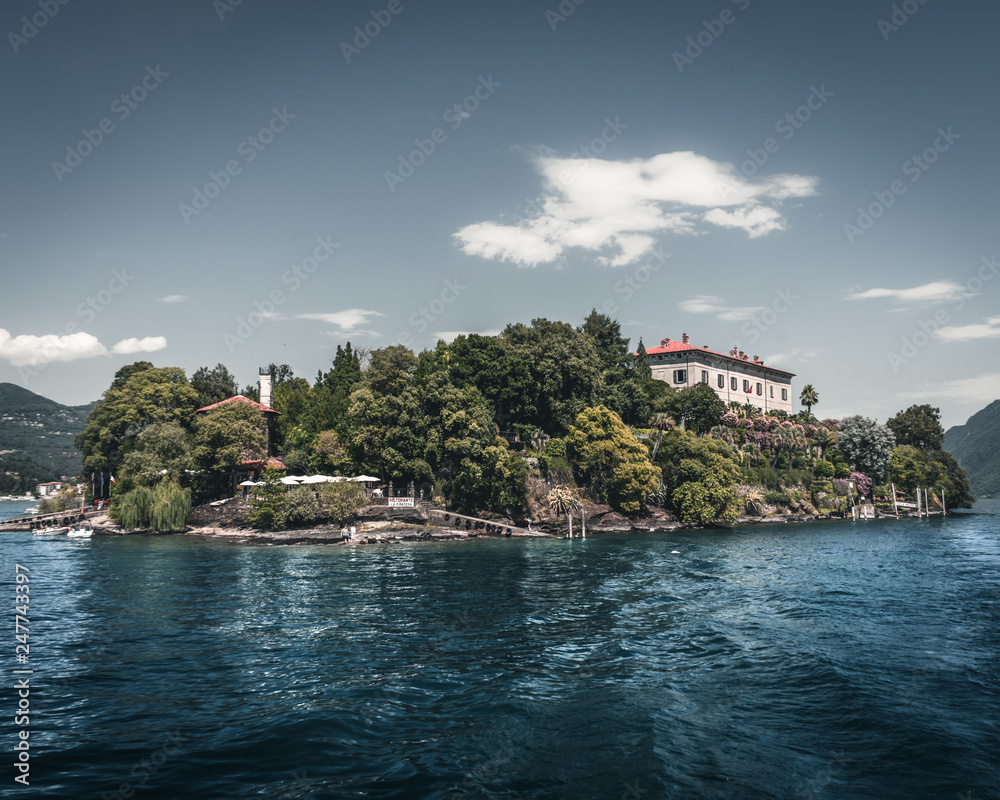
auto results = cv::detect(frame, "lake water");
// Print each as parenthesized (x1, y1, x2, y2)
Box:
(2, 500, 998, 798)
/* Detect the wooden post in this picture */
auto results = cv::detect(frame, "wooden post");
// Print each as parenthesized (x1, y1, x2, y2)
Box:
(568, 510, 573, 538)
(942, 488, 946, 516)
(581, 509, 586, 538)
(925, 487, 930, 516)
(916, 489, 921, 518)
(891, 483, 899, 519)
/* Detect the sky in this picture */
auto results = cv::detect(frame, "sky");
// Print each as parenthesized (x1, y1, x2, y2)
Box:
(1, 0, 998, 430)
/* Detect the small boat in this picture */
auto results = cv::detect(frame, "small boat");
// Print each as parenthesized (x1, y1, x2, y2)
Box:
(67, 525, 94, 538)
(34, 526, 68, 535)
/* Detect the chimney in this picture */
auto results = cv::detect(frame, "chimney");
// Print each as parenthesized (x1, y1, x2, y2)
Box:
(661, 337, 671, 346)
(753, 355, 759, 362)
(682, 332, 689, 344)
(258, 368, 273, 409)
(738, 350, 744, 359)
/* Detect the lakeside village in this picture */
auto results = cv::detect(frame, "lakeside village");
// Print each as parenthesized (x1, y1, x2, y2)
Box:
(6, 313, 973, 541)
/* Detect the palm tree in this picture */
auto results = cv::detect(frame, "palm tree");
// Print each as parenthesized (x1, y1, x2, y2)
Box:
(799, 384, 819, 419)
(648, 412, 675, 462)
(530, 428, 550, 455)
(811, 427, 837, 461)
(547, 485, 582, 537)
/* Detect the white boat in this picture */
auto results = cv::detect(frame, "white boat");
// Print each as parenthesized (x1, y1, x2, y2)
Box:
(67, 525, 94, 538)
(34, 526, 68, 535)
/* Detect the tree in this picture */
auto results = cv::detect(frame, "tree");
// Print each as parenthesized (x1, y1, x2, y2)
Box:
(191, 364, 239, 408)
(811, 427, 838, 461)
(279, 486, 319, 529)
(249, 466, 285, 529)
(365, 345, 418, 397)
(888, 445, 974, 508)
(633, 338, 652, 381)
(448, 333, 534, 428)
(799, 384, 818, 418)
(547, 485, 582, 536)
(316, 481, 367, 524)
(838, 415, 896, 484)
(887, 405, 945, 452)
(121, 421, 193, 483)
(578, 309, 630, 373)
(648, 412, 675, 461)
(674, 383, 725, 435)
(656, 429, 741, 525)
(76, 364, 200, 474)
(311, 430, 348, 474)
(566, 406, 660, 514)
(192, 401, 268, 474)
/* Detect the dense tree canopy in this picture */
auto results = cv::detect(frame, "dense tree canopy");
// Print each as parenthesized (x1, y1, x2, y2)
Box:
(838, 415, 896, 484)
(887, 404, 945, 452)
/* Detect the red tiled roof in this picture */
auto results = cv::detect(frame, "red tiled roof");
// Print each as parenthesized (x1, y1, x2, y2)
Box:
(196, 395, 279, 414)
(642, 338, 795, 377)
(241, 456, 286, 470)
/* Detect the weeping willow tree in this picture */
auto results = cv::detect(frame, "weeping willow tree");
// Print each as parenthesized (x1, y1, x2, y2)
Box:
(113, 484, 154, 530)
(150, 480, 192, 532)
(111, 480, 191, 531)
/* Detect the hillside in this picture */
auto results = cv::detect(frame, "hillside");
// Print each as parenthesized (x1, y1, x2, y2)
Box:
(0, 383, 95, 480)
(944, 399, 1000, 499)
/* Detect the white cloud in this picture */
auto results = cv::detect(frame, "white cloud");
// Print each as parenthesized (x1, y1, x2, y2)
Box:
(678, 295, 765, 322)
(0, 329, 107, 367)
(844, 280, 965, 305)
(110, 336, 168, 355)
(454, 151, 818, 267)
(934, 316, 1000, 342)
(160, 295, 188, 304)
(297, 309, 384, 332)
(763, 348, 821, 367)
(905, 372, 1000, 404)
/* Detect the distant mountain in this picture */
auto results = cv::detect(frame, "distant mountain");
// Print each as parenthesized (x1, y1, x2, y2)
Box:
(0, 383, 96, 480)
(944, 399, 1000, 499)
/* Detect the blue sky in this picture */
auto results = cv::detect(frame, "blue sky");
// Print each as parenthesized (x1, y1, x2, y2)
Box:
(1, 0, 997, 430)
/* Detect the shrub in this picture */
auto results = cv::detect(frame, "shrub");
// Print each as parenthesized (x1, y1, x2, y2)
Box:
(813, 460, 834, 478)
(316, 481, 367, 524)
(834, 463, 850, 478)
(544, 438, 566, 458)
(279, 486, 320, 528)
(149, 480, 191, 532)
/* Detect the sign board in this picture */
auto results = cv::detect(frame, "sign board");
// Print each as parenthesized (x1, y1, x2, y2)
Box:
(388, 497, 414, 508)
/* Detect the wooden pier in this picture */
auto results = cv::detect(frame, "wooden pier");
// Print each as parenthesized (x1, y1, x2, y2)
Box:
(428, 509, 557, 537)
(0, 508, 98, 532)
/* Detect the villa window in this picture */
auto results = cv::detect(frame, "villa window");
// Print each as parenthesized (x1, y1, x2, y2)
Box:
(743, 379, 751, 392)
(701, 370, 709, 384)
(756, 382, 763, 395)
(717, 374, 725, 389)
(730, 376, 737, 391)
(770, 386, 774, 398)
(673, 369, 687, 384)
(781, 388, 788, 401)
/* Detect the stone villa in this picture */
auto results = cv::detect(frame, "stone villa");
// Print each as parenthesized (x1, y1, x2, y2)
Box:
(646, 333, 796, 414)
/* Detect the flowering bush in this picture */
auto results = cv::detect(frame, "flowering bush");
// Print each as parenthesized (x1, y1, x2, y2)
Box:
(721, 411, 739, 427)
(753, 417, 770, 431)
(850, 471, 872, 498)
(737, 418, 753, 429)
(820, 418, 840, 430)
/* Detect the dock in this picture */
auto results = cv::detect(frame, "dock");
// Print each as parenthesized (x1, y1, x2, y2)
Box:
(428, 509, 557, 537)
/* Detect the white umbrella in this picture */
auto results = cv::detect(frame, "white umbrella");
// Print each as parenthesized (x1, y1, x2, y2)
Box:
(352, 475, 379, 483)
(301, 475, 332, 484)
(280, 476, 304, 485)
(238, 480, 256, 487)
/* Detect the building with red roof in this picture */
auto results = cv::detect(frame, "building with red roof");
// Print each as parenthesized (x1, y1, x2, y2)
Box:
(645, 333, 796, 413)
(196, 369, 281, 474)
